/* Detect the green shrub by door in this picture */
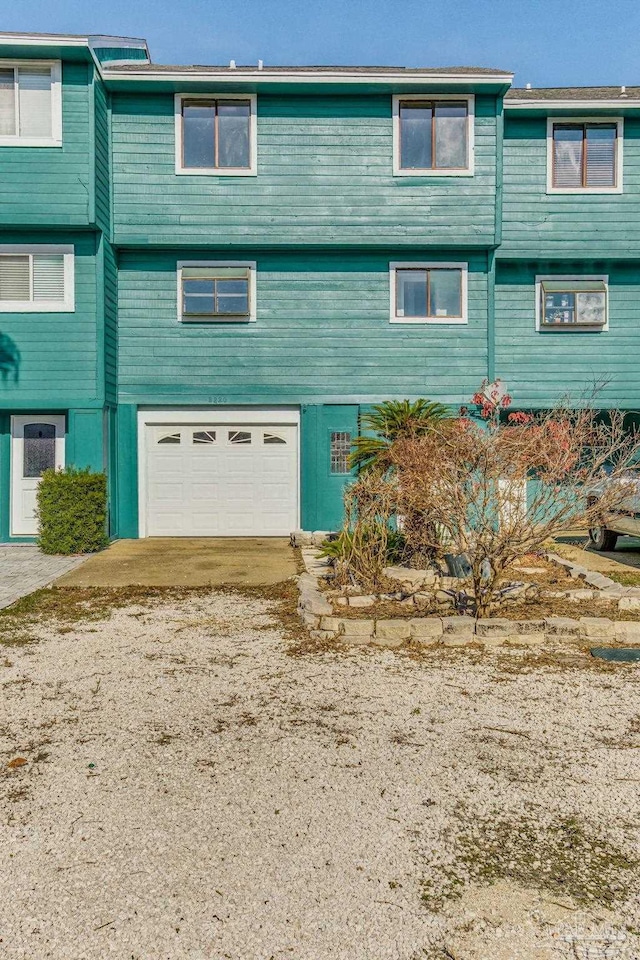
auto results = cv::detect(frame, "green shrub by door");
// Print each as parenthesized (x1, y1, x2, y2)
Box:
(36, 467, 109, 555)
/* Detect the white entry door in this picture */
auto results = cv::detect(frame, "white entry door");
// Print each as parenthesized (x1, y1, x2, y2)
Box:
(144, 421, 298, 536)
(11, 415, 66, 536)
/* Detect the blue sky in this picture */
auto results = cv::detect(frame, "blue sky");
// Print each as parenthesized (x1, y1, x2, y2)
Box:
(5, 0, 640, 87)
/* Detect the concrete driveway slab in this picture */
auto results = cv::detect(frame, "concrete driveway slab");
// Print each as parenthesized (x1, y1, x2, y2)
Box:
(55, 537, 297, 588)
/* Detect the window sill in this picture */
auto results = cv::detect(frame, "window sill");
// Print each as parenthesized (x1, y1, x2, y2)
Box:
(0, 301, 73, 313)
(390, 316, 467, 325)
(393, 167, 474, 178)
(180, 317, 255, 324)
(546, 186, 622, 195)
(175, 166, 257, 177)
(0, 136, 62, 148)
(539, 325, 608, 332)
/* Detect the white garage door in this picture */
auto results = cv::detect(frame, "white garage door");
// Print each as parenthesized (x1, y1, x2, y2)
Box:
(145, 422, 298, 536)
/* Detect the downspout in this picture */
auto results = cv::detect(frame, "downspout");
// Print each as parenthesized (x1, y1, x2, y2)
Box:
(488, 92, 505, 383)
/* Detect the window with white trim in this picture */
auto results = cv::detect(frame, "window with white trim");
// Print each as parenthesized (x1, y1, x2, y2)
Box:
(390, 262, 468, 324)
(548, 119, 622, 193)
(0, 246, 74, 312)
(178, 261, 256, 323)
(0, 61, 62, 146)
(536, 276, 608, 331)
(175, 94, 257, 175)
(393, 95, 474, 176)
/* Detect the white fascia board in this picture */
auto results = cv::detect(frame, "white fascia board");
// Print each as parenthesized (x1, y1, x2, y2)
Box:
(103, 68, 513, 85)
(0, 34, 88, 48)
(506, 99, 640, 110)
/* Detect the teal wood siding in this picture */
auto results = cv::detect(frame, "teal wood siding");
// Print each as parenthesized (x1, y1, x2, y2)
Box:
(103, 239, 118, 405)
(501, 114, 640, 258)
(111, 93, 498, 248)
(495, 261, 640, 408)
(94, 73, 111, 236)
(0, 233, 100, 407)
(116, 250, 488, 406)
(0, 62, 93, 227)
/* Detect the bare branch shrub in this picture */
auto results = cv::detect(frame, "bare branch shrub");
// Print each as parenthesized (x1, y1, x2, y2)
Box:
(390, 403, 640, 616)
(329, 471, 399, 590)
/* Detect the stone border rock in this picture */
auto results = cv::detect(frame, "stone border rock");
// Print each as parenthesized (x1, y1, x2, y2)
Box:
(294, 546, 640, 650)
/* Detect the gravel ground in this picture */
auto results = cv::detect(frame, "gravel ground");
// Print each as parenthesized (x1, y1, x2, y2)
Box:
(1, 590, 639, 959)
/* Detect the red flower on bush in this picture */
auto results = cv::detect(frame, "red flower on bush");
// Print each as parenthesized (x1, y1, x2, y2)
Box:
(507, 411, 534, 425)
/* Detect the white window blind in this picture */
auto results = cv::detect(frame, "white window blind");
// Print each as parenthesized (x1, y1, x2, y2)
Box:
(0, 256, 30, 300)
(585, 126, 616, 187)
(18, 67, 52, 138)
(0, 253, 66, 305)
(0, 68, 15, 136)
(553, 124, 617, 189)
(0, 64, 53, 139)
(32, 254, 64, 301)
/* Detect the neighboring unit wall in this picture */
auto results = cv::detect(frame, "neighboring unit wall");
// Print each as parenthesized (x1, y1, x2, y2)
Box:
(495, 260, 640, 407)
(103, 239, 118, 405)
(501, 113, 640, 258)
(0, 232, 101, 407)
(116, 250, 489, 406)
(93, 68, 111, 236)
(111, 93, 500, 247)
(0, 61, 94, 227)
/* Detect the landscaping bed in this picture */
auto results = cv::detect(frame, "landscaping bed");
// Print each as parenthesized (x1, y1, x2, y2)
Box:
(296, 545, 640, 650)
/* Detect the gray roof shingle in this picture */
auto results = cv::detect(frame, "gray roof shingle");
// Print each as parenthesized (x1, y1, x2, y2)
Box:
(507, 86, 640, 100)
(105, 63, 511, 76)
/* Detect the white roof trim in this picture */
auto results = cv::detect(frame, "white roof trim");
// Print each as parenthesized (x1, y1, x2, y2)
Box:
(102, 68, 513, 85)
(0, 32, 148, 51)
(507, 98, 640, 110)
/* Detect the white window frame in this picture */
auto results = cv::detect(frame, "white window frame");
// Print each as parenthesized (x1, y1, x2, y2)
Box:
(174, 93, 257, 176)
(535, 274, 609, 332)
(177, 260, 257, 323)
(0, 244, 74, 312)
(389, 261, 468, 325)
(0, 59, 62, 147)
(546, 117, 623, 195)
(392, 94, 474, 177)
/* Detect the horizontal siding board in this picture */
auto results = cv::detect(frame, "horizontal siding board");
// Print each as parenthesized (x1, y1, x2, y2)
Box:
(501, 115, 640, 257)
(0, 232, 99, 403)
(112, 93, 498, 247)
(0, 62, 93, 227)
(116, 249, 488, 405)
(495, 260, 640, 407)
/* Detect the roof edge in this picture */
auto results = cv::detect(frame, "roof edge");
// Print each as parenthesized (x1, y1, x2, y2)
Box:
(101, 66, 514, 85)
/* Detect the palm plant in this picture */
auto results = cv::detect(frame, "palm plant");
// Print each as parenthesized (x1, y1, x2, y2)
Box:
(349, 398, 450, 473)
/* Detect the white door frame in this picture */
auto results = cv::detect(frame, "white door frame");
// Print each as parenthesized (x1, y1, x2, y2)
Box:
(11, 414, 66, 536)
(137, 407, 301, 538)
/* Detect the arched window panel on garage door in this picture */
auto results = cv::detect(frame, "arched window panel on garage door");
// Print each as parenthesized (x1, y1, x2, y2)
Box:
(193, 430, 217, 444)
(228, 430, 252, 444)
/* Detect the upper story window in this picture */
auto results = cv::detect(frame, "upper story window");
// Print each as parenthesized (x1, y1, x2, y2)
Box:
(535, 276, 608, 331)
(392, 95, 474, 176)
(0, 245, 74, 312)
(175, 95, 257, 176)
(178, 261, 256, 323)
(0, 61, 62, 147)
(548, 119, 622, 193)
(390, 262, 468, 324)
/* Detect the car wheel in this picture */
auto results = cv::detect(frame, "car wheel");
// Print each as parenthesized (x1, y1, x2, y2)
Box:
(589, 525, 618, 551)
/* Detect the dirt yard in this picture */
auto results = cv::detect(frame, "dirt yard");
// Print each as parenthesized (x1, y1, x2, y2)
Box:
(1, 585, 639, 959)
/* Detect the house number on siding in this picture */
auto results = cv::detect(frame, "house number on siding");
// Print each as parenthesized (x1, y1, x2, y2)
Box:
(208, 396, 228, 403)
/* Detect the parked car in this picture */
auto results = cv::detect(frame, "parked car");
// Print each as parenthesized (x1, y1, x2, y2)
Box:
(587, 470, 640, 551)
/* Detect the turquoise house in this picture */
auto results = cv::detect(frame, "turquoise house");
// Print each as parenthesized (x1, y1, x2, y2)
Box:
(0, 31, 638, 539)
